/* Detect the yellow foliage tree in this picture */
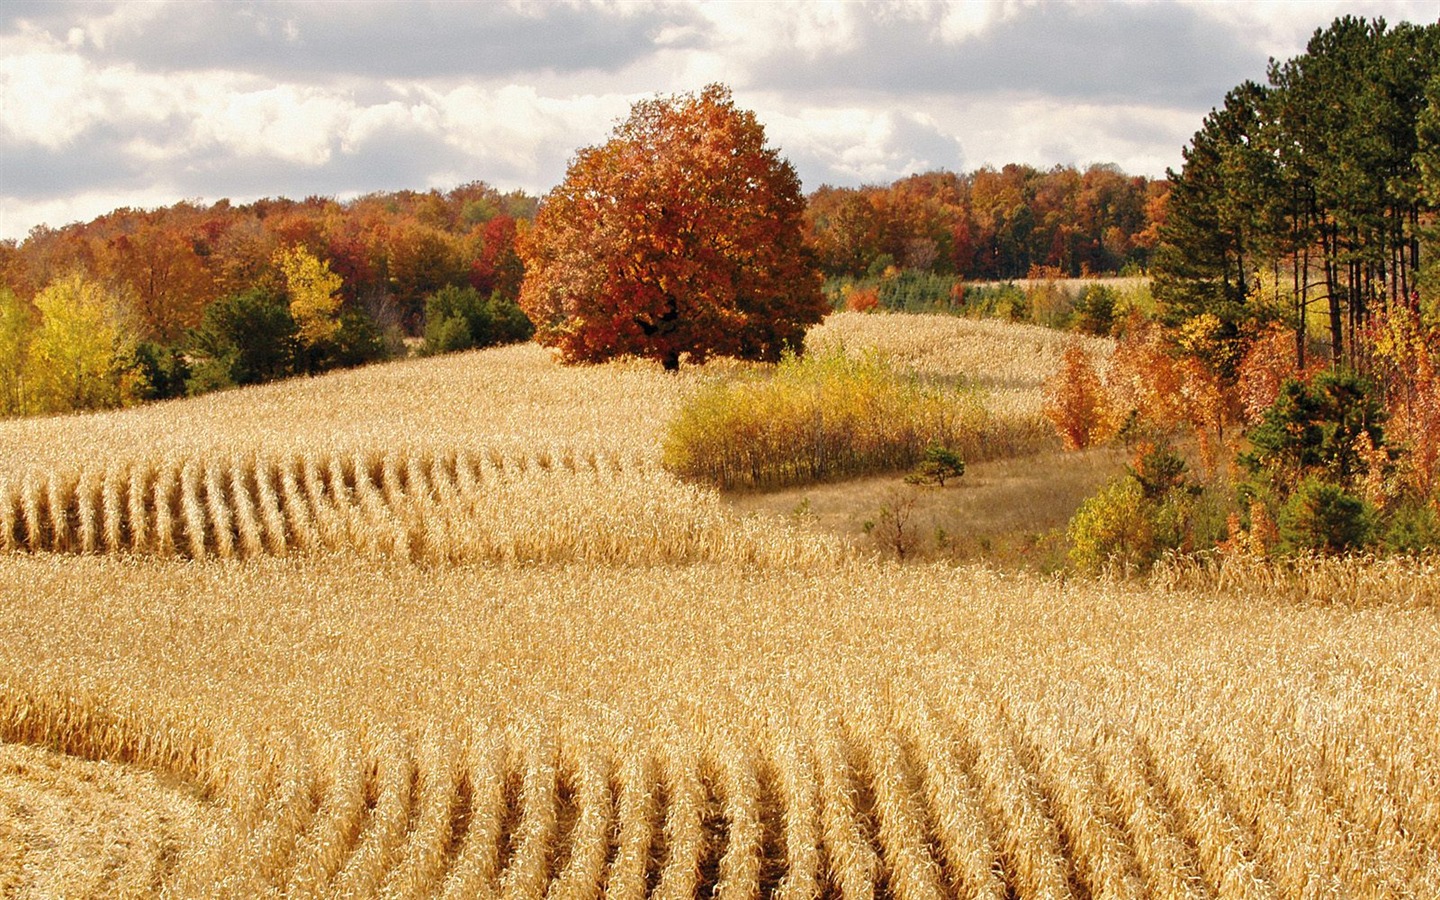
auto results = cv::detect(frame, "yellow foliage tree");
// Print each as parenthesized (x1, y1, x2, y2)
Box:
(274, 245, 342, 348)
(0, 288, 33, 416)
(30, 272, 138, 413)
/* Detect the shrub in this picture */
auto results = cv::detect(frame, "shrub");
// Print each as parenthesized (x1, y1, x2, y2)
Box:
(905, 445, 965, 487)
(1044, 346, 1110, 450)
(186, 289, 297, 393)
(1025, 268, 1072, 329)
(1242, 369, 1388, 493)
(961, 283, 1028, 321)
(1068, 478, 1157, 574)
(845, 285, 880, 313)
(422, 285, 534, 356)
(1069, 441, 1216, 574)
(127, 341, 190, 401)
(662, 348, 984, 489)
(1277, 478, 1377, 556)
(1070, 284, 1117, 336)
(320, 308, 391, 370)
(1382, 499, 1440, 555)
(1127, 442, 1189, 500)
(876, 271, 962, 313)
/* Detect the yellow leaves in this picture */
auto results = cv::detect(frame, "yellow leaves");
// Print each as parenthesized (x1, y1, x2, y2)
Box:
(29, 272, 138, 413)
(274, 245, 342, 347)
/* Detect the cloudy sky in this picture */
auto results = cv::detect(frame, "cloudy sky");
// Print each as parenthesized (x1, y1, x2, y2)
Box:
(1, 0, 1434, 240)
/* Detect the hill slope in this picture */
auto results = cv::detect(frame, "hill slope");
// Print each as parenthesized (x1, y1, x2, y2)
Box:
(1, 314, 1437, 898)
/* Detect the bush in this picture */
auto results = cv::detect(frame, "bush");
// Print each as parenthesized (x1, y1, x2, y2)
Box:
(1278, 478, 1377, 556)
(1069, 441, 1217, 574)
(905, 445, 966, 487)
(1127, 442, 1189, 500)
(962, 283, 1028, 321)
(1242, 369, 1388, 492)
(876, 271, 962, 313)
(1071, 284, 1117, 336)
(186, 289, 298, 393)
(1044, 346, 1110, 450)
(1068, 478, 1157, 574)
(662, 348, 985, 489)
(422, 285, 534, 355)
(320, 308, 391, 370)
(1383, 499, 1440, 554)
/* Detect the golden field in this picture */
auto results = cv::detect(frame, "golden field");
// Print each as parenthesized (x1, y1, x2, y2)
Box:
(1, 312, 1437, 898)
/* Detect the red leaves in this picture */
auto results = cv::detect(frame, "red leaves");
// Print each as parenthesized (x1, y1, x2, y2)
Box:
(518, 84, 826, 369)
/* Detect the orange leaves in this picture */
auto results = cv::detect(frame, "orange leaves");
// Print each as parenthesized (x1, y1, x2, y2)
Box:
(1046, 320, 1233, 471)
(1044, 346, 1110, 451)
(519, 84, 825, 370)
(1365, 304, 1440, 501)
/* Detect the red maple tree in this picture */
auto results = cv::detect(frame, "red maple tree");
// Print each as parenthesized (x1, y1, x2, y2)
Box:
(519, 84, 827, 370)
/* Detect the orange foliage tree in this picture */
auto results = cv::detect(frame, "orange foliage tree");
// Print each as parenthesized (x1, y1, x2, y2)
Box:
(1044, 345, 1110, 450)
(519, 84, 826, 370)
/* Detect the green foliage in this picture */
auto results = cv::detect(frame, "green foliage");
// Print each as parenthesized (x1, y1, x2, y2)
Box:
(187, 289, 298, 393)
(1024, 277, 1073, 329)
(1382, 499, 1440, 555)
(1277, 477, 1377, 556)
(316, 308, 391, 371)
(875, 271, 962, 313)
(1069, 441, 1214, 574)
(1070, 284, 1117, 336)
(1127, 443, 1191, 500)
(1068, 478, 1158, 574)
(127, 341, 190, 401)
(905, 445, 966, 487)
(1156, 18, 1440, 363)
(962, 283, 1029, 321)
(421, 285, 534, 355)
(662, 348, 985, 490)
(1241, 370, 1387, 492)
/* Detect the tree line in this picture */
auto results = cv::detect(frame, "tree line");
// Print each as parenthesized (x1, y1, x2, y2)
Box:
(0, 159, 1166, 417)
(805, 164, 1166, 280)
(0, 184, 535, 415)
(1055, 15, 1440, 565)
(1155, 15, 1440, 370)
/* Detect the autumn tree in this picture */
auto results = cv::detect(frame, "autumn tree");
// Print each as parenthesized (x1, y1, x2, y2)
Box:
(1044, 345, 1110, 450)
(519, 84, 827, 370)
(275, 244, 343, 361)
(0, 288, 33, 415)
(29, 272, 139, 412)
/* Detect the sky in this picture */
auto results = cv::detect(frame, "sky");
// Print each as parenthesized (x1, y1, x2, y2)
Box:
(2, 0, 1436, 241)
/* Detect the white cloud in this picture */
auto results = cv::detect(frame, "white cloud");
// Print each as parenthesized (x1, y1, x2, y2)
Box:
(1, 0, 1430, 240)
(434, 85, 633, 180)
(193, 85, 349, 166)
(764, 106, 964, 185)
(0, 43, 104, 147)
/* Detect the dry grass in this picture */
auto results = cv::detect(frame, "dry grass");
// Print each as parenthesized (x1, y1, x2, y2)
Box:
(1, 555, 1437, 896)
(0, 315, 1436, 897)
(731, 445, 1130, 567)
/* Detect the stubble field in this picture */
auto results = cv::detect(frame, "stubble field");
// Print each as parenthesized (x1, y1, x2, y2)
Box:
(1, 313, 1437, 898)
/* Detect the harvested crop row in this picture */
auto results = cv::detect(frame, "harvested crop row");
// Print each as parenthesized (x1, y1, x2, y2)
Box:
(10, 686, 1436, 899)
(0, 450, 837, 567)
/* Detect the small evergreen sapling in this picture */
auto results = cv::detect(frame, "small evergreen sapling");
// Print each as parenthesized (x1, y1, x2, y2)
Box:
(905, 445, 966, 487)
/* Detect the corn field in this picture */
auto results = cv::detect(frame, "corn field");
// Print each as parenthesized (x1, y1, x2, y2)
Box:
(1, 316, 1437, 897)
